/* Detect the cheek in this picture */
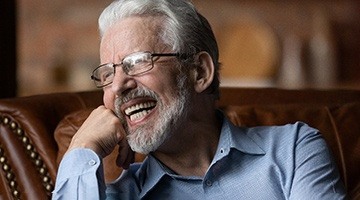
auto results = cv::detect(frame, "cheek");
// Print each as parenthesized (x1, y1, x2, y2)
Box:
(103, 89, 115, 111)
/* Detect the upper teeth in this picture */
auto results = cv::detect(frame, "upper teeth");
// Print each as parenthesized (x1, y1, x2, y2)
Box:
(124, 102, 156, 116)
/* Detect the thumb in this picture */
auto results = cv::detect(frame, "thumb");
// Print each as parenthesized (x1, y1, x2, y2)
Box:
(116, 138, 135, 169)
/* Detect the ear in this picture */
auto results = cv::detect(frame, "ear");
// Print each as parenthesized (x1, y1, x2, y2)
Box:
(193, 51, 215, 94)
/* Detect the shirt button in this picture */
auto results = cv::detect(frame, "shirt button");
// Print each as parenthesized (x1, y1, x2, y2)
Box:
(220, 148, 225, 154)
(88, 159, 97, 166)
(205, 180, 213, 187)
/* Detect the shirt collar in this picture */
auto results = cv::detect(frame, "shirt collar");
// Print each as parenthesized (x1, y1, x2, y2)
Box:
(138, 111, 265, 198)
(210, 111, 265, 164)
(138, 155, 167, 199)
(220, 113, 265, 155)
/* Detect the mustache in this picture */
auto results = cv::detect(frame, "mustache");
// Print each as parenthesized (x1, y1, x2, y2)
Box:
(114, 87, 159, 119)
(116, 87, 159, 105)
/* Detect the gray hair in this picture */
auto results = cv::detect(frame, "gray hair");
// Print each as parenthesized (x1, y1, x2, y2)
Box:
(99, 0, 220, 98)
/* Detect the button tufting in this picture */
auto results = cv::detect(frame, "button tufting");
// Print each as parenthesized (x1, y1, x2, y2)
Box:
(1, 115, 54, 198)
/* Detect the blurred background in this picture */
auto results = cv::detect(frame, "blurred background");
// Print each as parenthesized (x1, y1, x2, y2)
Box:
(1, 0, 360, 97)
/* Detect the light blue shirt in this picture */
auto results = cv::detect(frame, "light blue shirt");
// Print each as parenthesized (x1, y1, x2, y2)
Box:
(52, 116, 346, 199)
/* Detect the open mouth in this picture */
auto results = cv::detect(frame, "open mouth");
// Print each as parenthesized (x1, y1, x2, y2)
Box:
(124, 101, 157, 122)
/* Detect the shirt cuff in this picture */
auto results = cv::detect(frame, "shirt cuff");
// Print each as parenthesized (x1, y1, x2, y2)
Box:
(57, 148, 101, 181)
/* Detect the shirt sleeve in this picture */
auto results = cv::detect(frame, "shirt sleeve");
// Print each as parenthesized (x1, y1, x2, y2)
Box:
(289, 123, 347, 199)
(52, 148, 106, 200)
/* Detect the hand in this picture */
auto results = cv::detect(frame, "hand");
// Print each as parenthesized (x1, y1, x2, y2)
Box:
(67, 106, 134, 168)
(116, 136, 135, 169)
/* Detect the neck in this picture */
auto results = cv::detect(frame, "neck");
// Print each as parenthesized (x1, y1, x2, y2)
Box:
(153, 109, 222, 177)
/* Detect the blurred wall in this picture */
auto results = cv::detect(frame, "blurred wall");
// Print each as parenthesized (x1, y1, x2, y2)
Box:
(192, 0, 360, 89)
(17, 0, 360, 96)
(17, 0, 112, 96)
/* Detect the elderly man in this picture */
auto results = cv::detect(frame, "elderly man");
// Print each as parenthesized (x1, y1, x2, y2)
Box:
(52, 0, 346, 199)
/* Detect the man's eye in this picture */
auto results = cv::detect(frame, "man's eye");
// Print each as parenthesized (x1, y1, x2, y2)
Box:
(100, 71, 114, 81)
(134, 57, 145, 64)
(122, 61, 134, 72)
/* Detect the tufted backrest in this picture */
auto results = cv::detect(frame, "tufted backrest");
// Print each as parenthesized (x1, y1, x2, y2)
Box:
(0, 88, 359, 199)
(0, 91, 103, 199)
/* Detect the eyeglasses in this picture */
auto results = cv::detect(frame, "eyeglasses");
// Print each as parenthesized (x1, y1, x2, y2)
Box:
(91, 51, 179, 88)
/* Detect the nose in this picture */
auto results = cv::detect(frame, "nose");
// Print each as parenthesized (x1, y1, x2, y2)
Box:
(110, 68, 137, 95)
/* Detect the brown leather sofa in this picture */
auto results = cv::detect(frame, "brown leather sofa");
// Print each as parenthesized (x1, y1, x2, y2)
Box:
(0, 88, 359, 199)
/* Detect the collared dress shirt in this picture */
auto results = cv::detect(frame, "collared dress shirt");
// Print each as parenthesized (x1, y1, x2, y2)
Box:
(52, 115, 346, 199)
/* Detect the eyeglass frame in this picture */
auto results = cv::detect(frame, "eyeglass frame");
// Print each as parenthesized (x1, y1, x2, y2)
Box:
(90, 51, 182, 88)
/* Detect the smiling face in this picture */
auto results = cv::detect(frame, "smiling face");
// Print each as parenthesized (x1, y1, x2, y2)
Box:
(101, 16, 193, 154)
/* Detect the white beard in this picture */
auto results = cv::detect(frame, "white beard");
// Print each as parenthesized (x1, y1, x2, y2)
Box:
(115, 73, 189, 154)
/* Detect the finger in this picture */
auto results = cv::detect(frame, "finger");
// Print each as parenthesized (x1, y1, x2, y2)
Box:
(123, 147, 135, 169)
(116, 139, 134, 169)
(69, 105, 123, 157)
(116, 147, 134, 169)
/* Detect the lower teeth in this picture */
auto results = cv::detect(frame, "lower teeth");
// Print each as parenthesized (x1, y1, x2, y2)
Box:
(130, 110, 150, 121)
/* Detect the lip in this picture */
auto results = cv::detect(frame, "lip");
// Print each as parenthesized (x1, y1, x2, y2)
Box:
(121, 97, 157, 125)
